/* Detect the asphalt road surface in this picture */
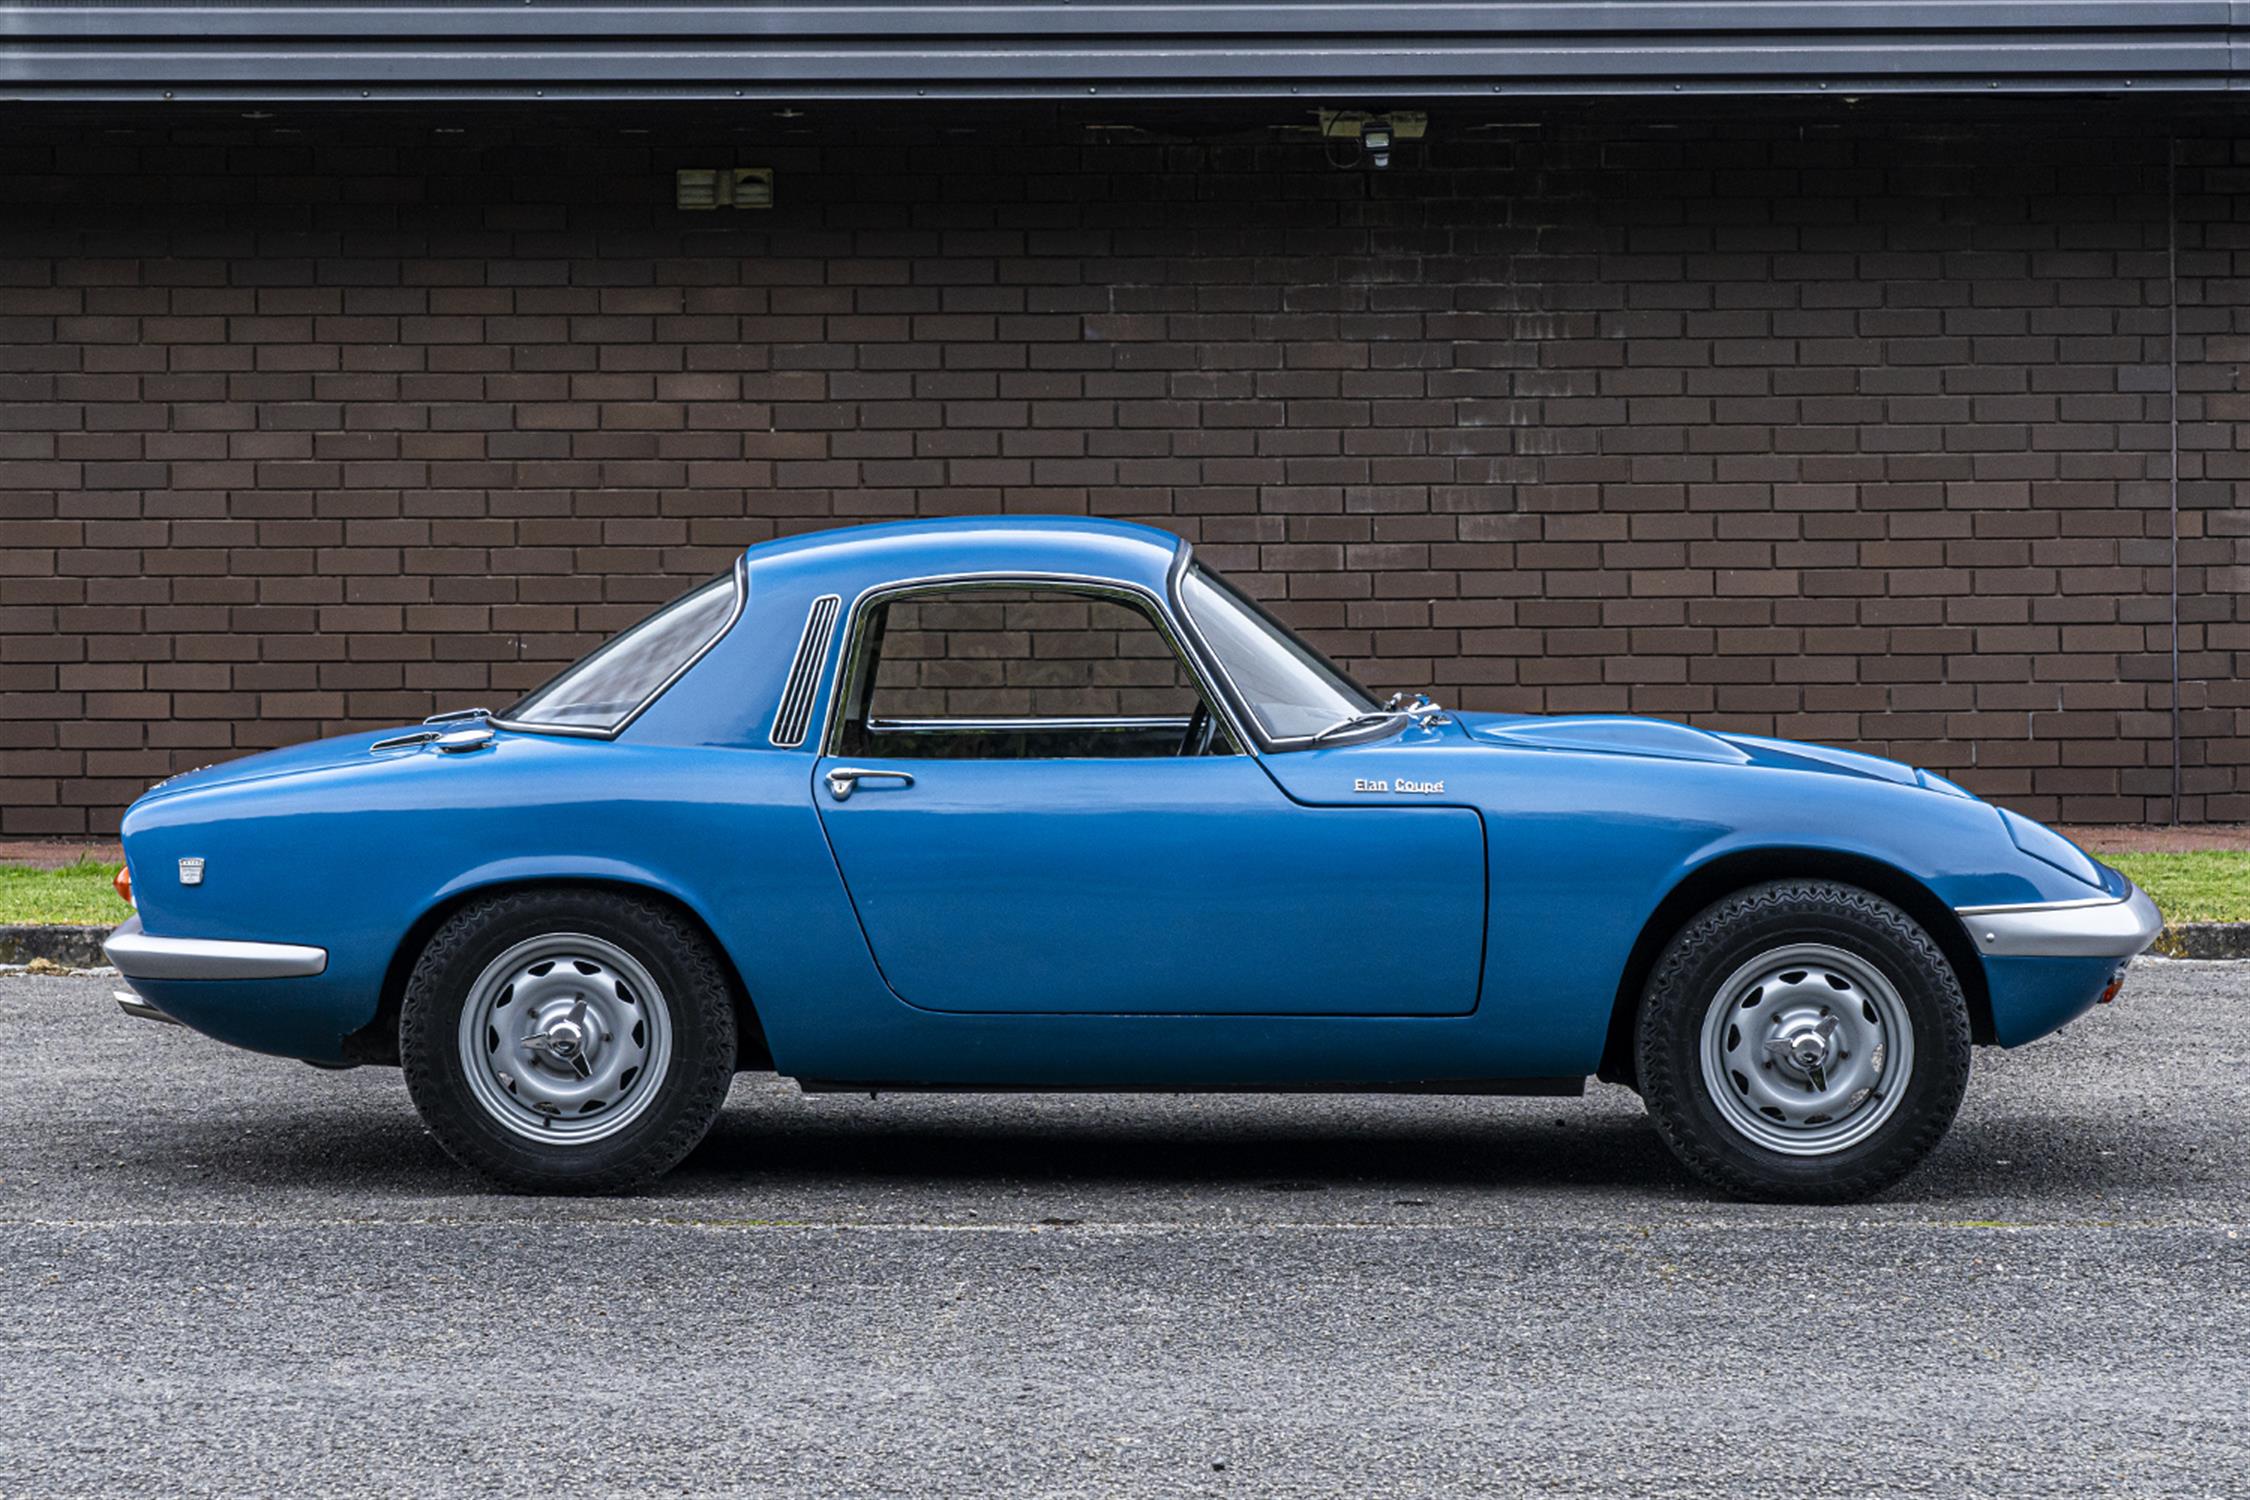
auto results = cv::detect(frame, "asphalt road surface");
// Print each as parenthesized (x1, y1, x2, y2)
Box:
(3, 961, 2246, 1498)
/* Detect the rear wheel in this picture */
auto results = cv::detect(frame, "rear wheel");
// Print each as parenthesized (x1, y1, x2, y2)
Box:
(400, 888, 736, 1193)
(1635, 880, 1971, 1202)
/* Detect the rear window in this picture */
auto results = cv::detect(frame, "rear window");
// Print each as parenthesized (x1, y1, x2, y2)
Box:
(501, 573, 738, 733)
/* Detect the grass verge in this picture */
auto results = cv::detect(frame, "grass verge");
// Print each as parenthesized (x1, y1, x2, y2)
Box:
(2101, 852, 2250, 924)
(0, 860, 127, 926)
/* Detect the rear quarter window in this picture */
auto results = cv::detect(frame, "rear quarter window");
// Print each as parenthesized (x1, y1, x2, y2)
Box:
(501, 572, 739, 733)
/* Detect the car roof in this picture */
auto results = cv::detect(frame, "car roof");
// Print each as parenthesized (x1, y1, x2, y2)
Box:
(741, 515, 1187, 600)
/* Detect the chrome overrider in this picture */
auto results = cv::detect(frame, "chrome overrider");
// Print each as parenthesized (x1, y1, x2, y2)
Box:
(1953, 883, 2164, 959)
(103, 913, 328, 981)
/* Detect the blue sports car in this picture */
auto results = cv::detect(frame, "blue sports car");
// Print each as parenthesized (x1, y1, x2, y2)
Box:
(105, 517, 2162, 1199)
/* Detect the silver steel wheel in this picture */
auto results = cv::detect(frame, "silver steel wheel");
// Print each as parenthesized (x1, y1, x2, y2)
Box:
(1696, 942, 1915, 1157)
(456, 932, 675, 1146)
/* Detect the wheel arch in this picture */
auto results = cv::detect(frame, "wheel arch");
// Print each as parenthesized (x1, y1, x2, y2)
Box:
(1594, 847, 1992, 1089)
(341, 875, 771, 1071)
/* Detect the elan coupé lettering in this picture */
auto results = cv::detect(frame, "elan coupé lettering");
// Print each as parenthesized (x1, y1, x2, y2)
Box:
(1353, 777, 1445, 795)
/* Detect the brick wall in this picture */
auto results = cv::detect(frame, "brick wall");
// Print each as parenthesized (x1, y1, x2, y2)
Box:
(870, 591, 1199, 721)
(0, 108, 2242, 833)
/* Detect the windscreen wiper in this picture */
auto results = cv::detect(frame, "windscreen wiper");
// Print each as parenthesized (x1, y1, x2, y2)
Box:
(1311, 710, 1405, 744)
(1312, 693, 1455, 744)
(1383, 692, 1454, 729)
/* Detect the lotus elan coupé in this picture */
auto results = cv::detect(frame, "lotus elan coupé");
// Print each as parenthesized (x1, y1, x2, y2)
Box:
(105, 517, 2162, 1199)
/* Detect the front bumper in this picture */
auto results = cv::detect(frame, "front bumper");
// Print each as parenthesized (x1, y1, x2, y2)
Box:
(103, 913, 328, 981)
(1954, 882, 2164, 959)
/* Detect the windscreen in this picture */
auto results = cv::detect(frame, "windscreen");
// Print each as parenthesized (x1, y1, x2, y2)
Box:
(1177, 565, 1375, 742)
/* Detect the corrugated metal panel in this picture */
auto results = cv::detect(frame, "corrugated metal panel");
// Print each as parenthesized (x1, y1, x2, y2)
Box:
(0, 2, 2242, 100)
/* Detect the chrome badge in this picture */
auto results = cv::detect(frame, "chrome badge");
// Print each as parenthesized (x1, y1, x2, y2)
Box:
(1353, 777, 1445, 795)
(177, 857, 206, 886)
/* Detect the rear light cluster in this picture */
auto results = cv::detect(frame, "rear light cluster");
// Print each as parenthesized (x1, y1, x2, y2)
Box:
(114, 863, 133, 908)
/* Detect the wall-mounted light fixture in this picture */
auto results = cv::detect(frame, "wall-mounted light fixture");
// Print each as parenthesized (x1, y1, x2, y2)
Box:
(1361, 118, 1394, 169)
(675, 167, 775, 210)
(1315, 110, 1425, 171)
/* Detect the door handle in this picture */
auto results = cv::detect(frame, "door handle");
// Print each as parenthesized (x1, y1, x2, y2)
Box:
(826, 766, 915, 801)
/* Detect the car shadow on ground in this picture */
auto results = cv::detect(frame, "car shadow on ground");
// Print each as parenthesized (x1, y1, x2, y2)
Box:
(89, 1090, 2184, 1208)
(100, 1095, 1690, 1198)
(678, 1108, 1688, 1195)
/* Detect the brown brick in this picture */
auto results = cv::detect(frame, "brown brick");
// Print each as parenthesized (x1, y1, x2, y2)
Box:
(0, 112, 2239, 831)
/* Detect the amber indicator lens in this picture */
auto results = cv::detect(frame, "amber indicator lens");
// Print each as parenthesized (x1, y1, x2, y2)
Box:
(114, 863, 133, 908)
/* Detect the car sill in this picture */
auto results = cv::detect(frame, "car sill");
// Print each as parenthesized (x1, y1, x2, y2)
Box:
(1953, 884, 2164, 959)
(103, 914, 328, 980)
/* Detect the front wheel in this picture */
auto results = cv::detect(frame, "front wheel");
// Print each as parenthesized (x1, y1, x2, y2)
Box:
(1635, 880, 1972, 1203)
(400, 888, 737, 1193)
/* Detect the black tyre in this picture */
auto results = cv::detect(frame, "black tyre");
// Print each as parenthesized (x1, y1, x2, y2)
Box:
(400, 888, 737, 1193)
(1635, 880, 1971, 1203)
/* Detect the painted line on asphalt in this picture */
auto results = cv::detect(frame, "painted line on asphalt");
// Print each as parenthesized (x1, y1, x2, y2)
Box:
(1, 1215, 2242, 1235)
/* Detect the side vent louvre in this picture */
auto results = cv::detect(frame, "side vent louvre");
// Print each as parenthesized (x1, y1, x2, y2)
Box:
(771, 594, 841, 748)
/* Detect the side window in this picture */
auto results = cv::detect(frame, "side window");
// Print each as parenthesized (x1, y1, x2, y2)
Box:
(836, 585, 1235, 760)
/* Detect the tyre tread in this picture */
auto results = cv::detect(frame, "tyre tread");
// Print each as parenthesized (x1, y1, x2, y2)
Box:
(399, 887, 736, 1194)
(1636, 880, 1972, 1204)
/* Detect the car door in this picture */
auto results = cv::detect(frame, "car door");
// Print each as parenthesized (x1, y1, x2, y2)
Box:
(810, 581, 1487, 1016)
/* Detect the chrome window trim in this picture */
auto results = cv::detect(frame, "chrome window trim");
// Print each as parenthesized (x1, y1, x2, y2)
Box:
(1952, 883, 2164, 959)
(490, 553, 749, 742)
(770, 592, 842, 747)
(817, 570, 1254, 759)
(104, 913, 329, 981)
(1163, 543, 1387, 754)
(867, 715, 1193, 734)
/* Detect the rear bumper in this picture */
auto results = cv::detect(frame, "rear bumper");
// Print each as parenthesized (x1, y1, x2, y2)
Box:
(1955, 883, 2164, 960)
(103, 913, 328, 981)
